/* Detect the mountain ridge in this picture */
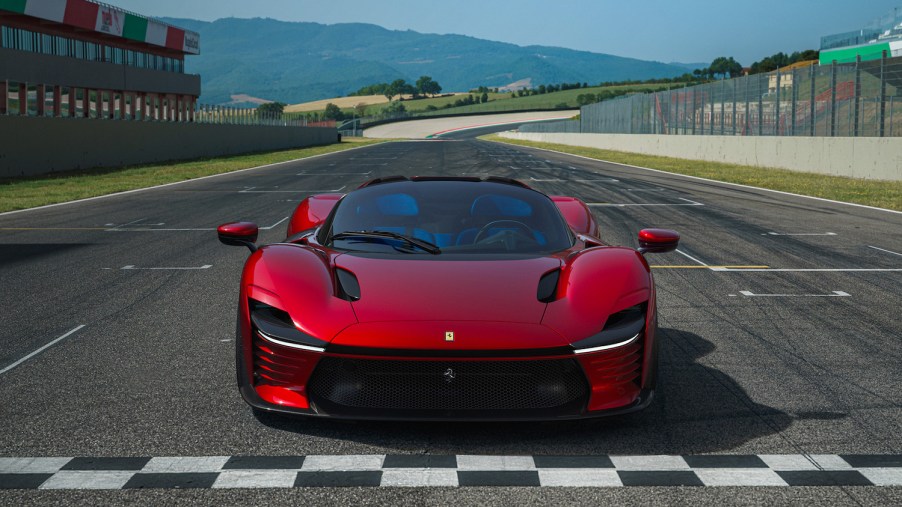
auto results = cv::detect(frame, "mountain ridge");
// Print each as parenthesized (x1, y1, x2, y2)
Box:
(160, 17, 692, 105)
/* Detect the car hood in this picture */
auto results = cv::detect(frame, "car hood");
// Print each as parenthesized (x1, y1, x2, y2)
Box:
(334, 254, 561, 324)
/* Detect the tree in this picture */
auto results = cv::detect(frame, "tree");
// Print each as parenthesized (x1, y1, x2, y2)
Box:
(384, 79, 410, 102)
(257, 102, 285, 115)
(323, 102, 344, 121)
(415, 76, 442, 97)
(354, 102, 368, 117)
(481, 92, 489, 104)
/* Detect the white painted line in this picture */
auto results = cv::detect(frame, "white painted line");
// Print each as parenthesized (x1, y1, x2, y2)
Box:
(538, 469, 622, 487)
(108, 228, 215, 232)
(380, 469, 459, 487)
(301, 455, 385, 471)
(809, 455, 855, 470)
(868, 245, 902, 257)
(860, 468, 902, 486)
(106, 216, 286, 233)
(40, 471, 135, 490)
(610, 455, 690, 471)
(262, 216, 289, 230)
(711, 268, 902, 272)
(212, 470, 298, 489)
(485, 140, 902, 215)
(695, 469, 788, 487)
(142, 456, 230, 473)
(119, 265, 212, 270)
(456, 456, 536, 471)
(676, 249, 709, 267)
(530, 178, 564, 182)
(767, 232, 837, 236)
(574, 178, 619, 182)
(587, 198, 702, 207)
(738, 290, 850, 297)
(108, 217, 147, 230)
(0, 142, 387, 217)
(0, 325, 85, 375)
(297, 171, 372, 176)
(0, 457, 73, 474)
(239, 186, 346, 193)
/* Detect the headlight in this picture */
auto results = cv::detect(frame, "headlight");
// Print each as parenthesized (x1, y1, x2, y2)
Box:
(572, 303, 646, 354)
(249, 299, 328, 352)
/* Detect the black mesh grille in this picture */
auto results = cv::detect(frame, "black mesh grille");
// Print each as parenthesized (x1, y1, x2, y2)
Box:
(307, 357, 589, 417)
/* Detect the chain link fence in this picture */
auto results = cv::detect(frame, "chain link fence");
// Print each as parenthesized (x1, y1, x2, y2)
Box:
(551, 54, 902, 137)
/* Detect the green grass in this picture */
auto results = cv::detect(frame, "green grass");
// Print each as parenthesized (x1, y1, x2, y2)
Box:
(483, 135, 902, 211)
(333, 83, 682, 117)
(0, 138, 386, 213)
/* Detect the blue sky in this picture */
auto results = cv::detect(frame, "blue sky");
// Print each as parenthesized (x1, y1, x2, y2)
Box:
(112, 1, 901, 65)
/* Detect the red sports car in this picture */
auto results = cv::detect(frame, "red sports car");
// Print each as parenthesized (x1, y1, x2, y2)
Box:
(218, 176, 679, 420)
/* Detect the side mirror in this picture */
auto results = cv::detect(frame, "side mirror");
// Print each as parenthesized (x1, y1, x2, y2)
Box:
(218, 222, 259, 253)
(638, 228, 679, 254)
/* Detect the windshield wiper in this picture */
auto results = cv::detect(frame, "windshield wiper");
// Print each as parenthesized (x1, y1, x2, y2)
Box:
(331, 230, 442, 255)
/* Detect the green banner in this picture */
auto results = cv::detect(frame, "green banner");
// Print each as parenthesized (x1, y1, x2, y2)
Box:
(122, 13, 149, 42)
(820, 42, 891, 64)
(0, 0, 27, 14)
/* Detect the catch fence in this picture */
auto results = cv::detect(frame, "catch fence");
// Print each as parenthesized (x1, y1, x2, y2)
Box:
(522, 54, 902, 137)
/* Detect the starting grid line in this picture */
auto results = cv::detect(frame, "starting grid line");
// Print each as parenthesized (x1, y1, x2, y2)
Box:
(1, 455, 900, 489)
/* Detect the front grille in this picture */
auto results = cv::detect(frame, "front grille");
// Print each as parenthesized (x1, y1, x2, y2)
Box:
(307, 357, 589, 417)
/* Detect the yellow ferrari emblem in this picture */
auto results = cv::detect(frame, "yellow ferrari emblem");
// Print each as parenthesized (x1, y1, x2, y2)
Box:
(445, 331, 455, 342)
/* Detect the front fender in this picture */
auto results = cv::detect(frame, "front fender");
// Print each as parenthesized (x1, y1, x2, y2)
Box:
(541, 247, 651, 342)
(240, 244, 357, 342)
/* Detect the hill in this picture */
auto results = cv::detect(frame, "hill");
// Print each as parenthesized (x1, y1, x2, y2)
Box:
(161, 17, 692, 105)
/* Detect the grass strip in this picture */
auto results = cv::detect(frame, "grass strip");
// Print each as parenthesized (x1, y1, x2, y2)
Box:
(483, 135, 902, 211)
(0, 138, 386, 213)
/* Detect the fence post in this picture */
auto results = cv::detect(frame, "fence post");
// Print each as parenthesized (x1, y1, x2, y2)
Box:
(732, 78, 738, 135)
(720, 78, 725, 135)
(692, 87, 698, 135)
(830, 61, 837, 137)
(757, 74, 763, 136)
(775, 70, 781, 135)
(810, 64, 816, 136)
(853, 55, 861, 137)
(699, 87, 705, 135)
(18, 82, 26, 115)
(879, 50, 887, 138)
(709, 82, 715, 135)
(790, 68, 797, 136)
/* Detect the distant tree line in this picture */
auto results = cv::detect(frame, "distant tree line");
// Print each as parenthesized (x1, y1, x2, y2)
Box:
(349, 76, 443, 101)
(691, 50, 820, 79)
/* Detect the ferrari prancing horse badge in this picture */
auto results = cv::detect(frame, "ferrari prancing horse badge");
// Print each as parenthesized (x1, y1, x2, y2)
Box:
(445, 331, 454, 342)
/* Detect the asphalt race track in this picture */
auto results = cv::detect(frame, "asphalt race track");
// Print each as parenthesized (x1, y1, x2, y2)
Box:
(1, 124, 901, 505)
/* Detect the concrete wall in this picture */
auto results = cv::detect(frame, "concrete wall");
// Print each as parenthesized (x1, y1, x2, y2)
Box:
(0, 48, 200, 96)
(0, 115, 338, 178)
(499, 132, 902, 181)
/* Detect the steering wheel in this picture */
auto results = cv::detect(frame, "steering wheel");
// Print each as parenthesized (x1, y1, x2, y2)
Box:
(472, 220, 536, 246)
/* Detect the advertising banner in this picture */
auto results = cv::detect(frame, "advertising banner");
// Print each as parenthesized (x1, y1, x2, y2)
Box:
(95, 5, 124, 37)
(24, 0, 66, 23)
(145, 21, 168, 47)
(183, 31, 200, 54)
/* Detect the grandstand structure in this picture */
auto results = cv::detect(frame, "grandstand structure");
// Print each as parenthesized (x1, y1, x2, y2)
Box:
(820, 7, 902, 64)
(0, 0, 200, 120)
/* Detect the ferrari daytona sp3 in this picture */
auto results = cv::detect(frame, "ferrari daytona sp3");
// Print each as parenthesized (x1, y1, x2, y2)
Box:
(218, 176, 679, 420)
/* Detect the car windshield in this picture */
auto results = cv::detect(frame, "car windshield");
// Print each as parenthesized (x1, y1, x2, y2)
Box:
(322, 180, 573, 255)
